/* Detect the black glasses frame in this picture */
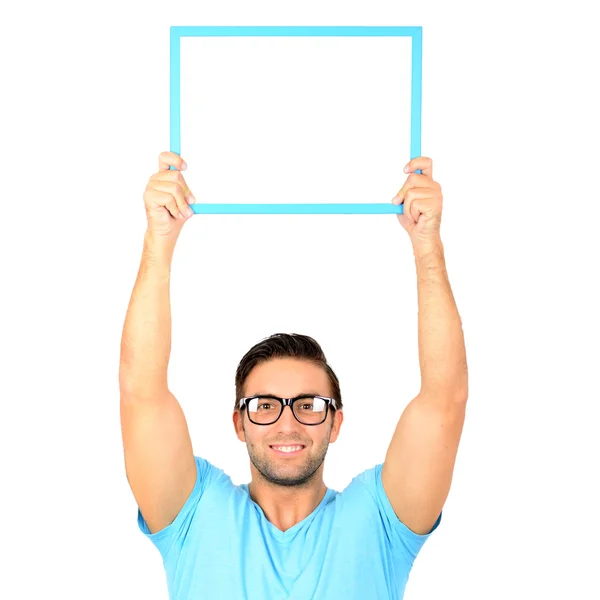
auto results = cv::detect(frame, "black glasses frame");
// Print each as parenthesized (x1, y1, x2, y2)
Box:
(238, 394, 338, 426)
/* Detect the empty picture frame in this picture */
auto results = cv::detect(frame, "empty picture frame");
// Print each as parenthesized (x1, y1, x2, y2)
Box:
(171, 26, 422, 214)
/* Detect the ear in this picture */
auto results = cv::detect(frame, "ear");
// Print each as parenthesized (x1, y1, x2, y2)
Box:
(233, 410, 246, 442)
(328, 409, 344, 443)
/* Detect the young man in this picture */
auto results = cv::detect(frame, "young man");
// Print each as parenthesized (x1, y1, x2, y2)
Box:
(119, 152, 468, 599)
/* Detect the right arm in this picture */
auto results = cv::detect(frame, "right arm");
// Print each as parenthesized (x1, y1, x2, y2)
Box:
(119, 152, 197, 534)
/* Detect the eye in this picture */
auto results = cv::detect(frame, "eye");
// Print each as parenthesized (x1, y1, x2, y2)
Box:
(258, 401, 276, 411)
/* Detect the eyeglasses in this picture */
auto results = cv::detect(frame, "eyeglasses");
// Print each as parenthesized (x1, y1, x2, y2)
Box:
(238, 394, 338, 426)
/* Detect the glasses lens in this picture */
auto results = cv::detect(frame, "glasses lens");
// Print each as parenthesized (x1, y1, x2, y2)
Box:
(247, 397, 281, 424)
(246, 397, 328, 425)
(294, 397, 327, 424)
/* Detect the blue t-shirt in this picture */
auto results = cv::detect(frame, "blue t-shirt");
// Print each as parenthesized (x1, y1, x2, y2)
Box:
(137, 455, 441, 599)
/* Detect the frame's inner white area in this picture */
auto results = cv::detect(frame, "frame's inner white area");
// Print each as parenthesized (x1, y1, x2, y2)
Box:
(180, 36, 412, 204)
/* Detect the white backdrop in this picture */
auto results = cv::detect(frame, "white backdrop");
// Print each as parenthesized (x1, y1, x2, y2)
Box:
(1, 1, 599, 599)
(180, 34, 412, 206)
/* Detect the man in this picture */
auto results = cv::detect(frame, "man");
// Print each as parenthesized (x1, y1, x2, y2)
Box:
(119, 152, 468, 599)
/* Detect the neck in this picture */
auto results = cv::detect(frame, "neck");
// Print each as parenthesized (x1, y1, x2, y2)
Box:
(248, 472, 328, 532)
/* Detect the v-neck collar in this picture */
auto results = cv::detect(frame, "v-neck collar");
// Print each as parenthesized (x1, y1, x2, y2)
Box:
(239, 483, 336, 542)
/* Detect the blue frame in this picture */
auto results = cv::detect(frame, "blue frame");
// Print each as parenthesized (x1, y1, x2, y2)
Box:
(170, 25, 422, 214)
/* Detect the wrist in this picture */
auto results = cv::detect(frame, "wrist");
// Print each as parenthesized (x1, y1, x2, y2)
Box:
(143, 230, 176, 264)
(411, 236, 444, 257)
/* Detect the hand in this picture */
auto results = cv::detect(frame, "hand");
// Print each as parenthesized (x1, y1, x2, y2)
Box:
(144, 152, 195, 240)
(392, 157, 443, 247)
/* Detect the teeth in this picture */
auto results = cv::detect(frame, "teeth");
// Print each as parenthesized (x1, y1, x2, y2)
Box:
(273, 446, 303, 453)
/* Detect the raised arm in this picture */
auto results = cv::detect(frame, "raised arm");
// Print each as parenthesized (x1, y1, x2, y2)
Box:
(382, 157, 468, 535)
(119, 152, 197, 534)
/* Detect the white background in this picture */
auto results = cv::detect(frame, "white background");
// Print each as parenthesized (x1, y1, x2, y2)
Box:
(1, 1, 599, 599)
(180, 35, 412, 205)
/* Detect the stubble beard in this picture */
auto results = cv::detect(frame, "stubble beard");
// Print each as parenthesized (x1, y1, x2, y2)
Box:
(244, 422, 332, 488)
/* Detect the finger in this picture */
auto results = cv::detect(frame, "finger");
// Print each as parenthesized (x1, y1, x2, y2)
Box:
(403, 188, 433, 223)
(150, 170, 195, 203)
(404, 157, 433, 177)
(158, 151, 187, 172)
(392, 174, 433, 203)
(145, 188, 181, 220)
(148, 181, 192, 219)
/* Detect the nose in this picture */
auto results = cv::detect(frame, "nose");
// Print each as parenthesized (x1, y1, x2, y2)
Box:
(277, 403, 300, 428)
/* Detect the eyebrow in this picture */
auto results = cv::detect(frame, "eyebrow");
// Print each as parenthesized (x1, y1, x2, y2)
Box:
(249, 392, 325, 398)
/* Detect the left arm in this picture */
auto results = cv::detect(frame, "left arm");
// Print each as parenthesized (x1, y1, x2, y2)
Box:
(382, 158, 468, 535)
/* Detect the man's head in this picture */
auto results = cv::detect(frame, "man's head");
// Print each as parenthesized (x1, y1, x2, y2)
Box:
(232, 334, 344, 488)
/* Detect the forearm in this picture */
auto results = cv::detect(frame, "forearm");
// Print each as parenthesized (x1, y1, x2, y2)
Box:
(119, 231, 176, 397)
(413, 239, 468, 401)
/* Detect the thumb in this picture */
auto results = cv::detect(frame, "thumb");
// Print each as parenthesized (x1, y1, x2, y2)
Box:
(410, 198, 426, 223)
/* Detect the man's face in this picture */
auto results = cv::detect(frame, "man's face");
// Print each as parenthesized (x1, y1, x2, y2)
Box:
(233, 357, 343, 488)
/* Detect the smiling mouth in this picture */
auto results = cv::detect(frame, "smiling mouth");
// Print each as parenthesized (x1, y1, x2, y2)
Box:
(269, 445, 305, 455)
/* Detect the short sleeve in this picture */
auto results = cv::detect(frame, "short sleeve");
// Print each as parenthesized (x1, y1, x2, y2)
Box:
(354, 463, 442, 564)
(137, 455, 217, 560)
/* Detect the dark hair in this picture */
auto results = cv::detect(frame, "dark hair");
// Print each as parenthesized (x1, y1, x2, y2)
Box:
(234, 333, 343, 414)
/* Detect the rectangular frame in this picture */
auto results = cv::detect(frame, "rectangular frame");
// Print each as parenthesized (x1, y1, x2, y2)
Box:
(170, 25, 421, 214)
